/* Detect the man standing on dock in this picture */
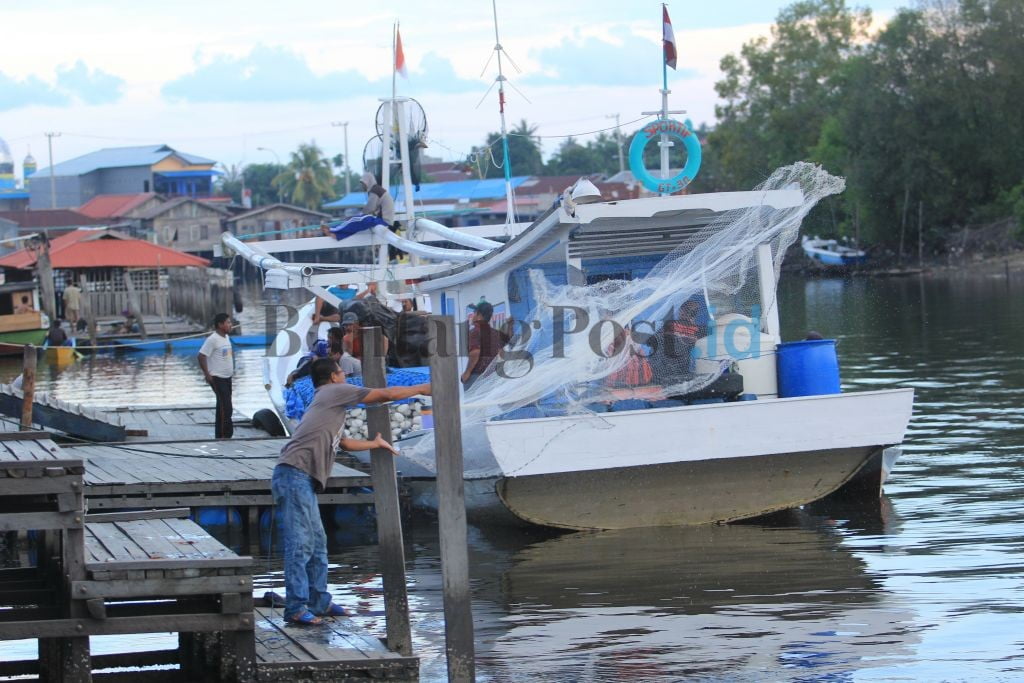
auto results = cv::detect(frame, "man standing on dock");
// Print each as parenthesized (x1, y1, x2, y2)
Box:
(62, 281, 82, 327)
(197, 313, 234, 439)
(272, 357, 430, 625)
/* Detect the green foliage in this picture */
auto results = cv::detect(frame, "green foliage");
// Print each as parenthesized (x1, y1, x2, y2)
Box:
(710, 0, 1024, 248)
(545, 133, 625, 176)
(470, 120, 544, 179)
(273, 141, 336, 210)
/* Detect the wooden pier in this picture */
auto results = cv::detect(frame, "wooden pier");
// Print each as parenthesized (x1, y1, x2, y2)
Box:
(254, 607, 418, 681)
(0, 433, 420, 682)
(0, 393, 278, 443)
(64, 437, 373, 516)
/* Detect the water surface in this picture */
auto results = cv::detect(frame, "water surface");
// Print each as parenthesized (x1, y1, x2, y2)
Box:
(3, 274, 1023, 680)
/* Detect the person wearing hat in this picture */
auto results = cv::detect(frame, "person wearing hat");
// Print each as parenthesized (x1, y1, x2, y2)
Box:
(198, 313, 235, 438)
(461, 301, 507, 389)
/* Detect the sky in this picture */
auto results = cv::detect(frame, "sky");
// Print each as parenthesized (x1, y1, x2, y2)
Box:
(0, 0, 909, 182)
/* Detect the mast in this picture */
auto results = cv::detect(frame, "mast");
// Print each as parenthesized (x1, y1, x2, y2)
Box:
(489, 0, 516, 225)
(642, 3, 685, 197)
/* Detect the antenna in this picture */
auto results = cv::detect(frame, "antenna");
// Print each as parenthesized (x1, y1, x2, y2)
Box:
(488, 0, 517, 226)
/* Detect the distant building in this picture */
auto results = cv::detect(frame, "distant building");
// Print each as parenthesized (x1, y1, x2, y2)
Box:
(29, 144, 219, 210)
(0, 217, 18, 256)
(136, 197, 229, 256)
(77, 193, 166, 239)
(22, 150, 37, 179)
(225, 204, 330, 240)
(322, 173, 640, 225)
(0, 137, 30, 211)
(0, 209, 105, 236)
(0, 227, 209, 319)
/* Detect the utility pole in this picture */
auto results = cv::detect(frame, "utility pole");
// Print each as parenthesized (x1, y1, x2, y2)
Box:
(256, 147, 282, 203)
(44, 132, 60, 208)
(606, 113, 624, 174)
(331, 122, 351, 196)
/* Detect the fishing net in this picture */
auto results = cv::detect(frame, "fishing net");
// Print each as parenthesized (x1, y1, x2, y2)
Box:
(402, 163, 845, 476)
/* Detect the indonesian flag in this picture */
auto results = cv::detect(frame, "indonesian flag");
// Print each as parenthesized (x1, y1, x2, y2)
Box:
(395, 26, 408, 78)
(663, 5, 677, 70)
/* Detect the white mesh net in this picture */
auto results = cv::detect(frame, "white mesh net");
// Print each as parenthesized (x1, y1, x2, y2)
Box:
(403, 163, 845, 476)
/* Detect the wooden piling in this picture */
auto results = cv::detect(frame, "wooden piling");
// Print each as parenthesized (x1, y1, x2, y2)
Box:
(35, 239, 56, 321)
(20, 345, 36, 431)
(123, 270, 148, 340)
(79, 275, 97, 348)
(361, 326, 412, 656)
(427, 315, 475, 682)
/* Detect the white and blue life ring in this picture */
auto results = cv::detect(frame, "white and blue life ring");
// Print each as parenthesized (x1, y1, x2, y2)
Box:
(628, 118, 702, 193)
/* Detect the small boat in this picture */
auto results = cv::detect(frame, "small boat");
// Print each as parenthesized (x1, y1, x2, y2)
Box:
(43, 341, 79, 366)
(0, 282, 48, 356)
(802, 235, 868, 267)
(108, 333, 270, 353)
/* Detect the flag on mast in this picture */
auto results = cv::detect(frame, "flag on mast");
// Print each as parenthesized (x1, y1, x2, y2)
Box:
(663, 5, 677, 70)
(395, 26, 408, 78)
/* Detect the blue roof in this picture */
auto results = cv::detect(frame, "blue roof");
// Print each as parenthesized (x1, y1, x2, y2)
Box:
(32, 144, 216, 178)
(323, 176, 530, 208)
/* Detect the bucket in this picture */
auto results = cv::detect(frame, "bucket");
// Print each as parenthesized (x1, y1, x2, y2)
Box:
(776, 340, 841, 397)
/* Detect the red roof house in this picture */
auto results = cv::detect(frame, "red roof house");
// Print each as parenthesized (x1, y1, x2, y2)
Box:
(77, 193, 164, 220)
(0, 228, 209, 271)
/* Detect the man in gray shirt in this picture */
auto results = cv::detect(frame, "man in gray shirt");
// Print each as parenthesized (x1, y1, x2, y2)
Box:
(272, 357, 430, 625)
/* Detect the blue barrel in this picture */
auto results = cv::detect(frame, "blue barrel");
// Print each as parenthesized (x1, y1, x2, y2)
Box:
(776, 340, 841, 397)
(192, 507, 242, 529)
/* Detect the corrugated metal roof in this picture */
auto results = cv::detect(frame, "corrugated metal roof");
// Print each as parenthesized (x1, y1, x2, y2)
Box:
(77, 193, 162, 219)
(0, 228, 209, 270)
(31, 145, 216, 178)
(0, 209, 105, 229)
(226, 203, 330, 223)
(323, 176, 530, 208)
(136, 197, 230, 220)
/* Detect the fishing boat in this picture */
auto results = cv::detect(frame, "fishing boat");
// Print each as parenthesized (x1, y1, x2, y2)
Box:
(221, 15, 912, 530)
(801, 235, 868, 268)
(224, 164, 914, 530)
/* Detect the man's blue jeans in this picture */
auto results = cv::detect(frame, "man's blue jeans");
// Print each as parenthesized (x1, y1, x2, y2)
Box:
(271, 464, 332, 619)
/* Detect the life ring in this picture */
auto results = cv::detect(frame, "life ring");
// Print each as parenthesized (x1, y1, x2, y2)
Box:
(628, 118, 702, 194)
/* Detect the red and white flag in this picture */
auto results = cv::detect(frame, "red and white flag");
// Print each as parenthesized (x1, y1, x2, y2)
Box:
(395, 26, 408, 78)
(663, 5, 677, 70)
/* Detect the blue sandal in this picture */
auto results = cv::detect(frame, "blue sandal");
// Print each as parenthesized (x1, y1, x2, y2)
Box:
(324, 603, 349, 617)
(286, 610, 322, 625)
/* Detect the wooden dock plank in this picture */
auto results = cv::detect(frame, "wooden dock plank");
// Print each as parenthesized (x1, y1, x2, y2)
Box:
(253, 607, 418, 681)
(113, 519, 200, 561)
(86, 523, 144, 563)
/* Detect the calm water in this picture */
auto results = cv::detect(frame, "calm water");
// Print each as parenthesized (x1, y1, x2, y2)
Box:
(3, 274, 1024, 680)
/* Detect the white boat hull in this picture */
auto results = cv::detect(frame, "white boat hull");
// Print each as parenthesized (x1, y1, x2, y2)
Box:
(484, 388, 914, 530)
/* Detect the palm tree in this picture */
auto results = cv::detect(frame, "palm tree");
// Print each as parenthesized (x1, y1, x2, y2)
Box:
(273, 141, 335, 210)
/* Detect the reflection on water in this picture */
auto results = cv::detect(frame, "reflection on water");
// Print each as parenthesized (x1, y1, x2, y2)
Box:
(3, 275, 1024, 679)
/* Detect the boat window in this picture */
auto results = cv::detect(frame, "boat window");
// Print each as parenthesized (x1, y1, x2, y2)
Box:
(585, 272, 629, 285)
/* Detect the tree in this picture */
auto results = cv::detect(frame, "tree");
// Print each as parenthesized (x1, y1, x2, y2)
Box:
(544, 133, 624, 176)
(245, 163, 287, 206)
(711, 0, 871, 189)
(215, 164, 244, 202)
(472, 119, 544, 180)
(273, 142, 335, 210)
